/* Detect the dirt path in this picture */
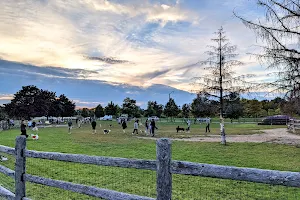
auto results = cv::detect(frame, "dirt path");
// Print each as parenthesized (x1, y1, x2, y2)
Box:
(137, 128, 300, 145)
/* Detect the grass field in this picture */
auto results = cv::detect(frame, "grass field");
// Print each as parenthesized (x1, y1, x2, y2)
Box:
(0, 121, 299, 200)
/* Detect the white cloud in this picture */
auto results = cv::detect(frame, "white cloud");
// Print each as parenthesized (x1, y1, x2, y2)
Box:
(0, 0, 275, 93)
(0, 94, 14, 100)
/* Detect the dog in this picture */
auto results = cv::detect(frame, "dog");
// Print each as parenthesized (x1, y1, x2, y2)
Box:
(0, 155, 8, 162)
(176, 126, 185, 133)
(31, 134, 39, 140)
(103, 129, 111, 134)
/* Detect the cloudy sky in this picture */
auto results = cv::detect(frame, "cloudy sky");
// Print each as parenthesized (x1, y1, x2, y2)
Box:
(0, 0, 278, 108)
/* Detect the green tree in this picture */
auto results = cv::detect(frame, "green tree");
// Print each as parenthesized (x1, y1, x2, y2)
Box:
(0, 106, 8, 120)
(81, 108, 90, 118)
(145, 101, 164, 117)
(5, 85, 49, 119)
(95, 104, 105, 118)
(56, 94, 76, 117)
(104, 101, 118, 116)
(191, 94, 213, 117)
(182, 104, 191, 118)
(122, 97, 140, 117)
(164, 98, 180, 120)
(224, 92, 244, 121)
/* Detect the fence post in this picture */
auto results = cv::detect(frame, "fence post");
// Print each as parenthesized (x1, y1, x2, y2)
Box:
(156, 138, 172, 200)
(15, 136, 26, 200)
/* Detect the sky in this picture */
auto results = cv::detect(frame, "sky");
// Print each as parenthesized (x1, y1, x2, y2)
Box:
(0, 0, 281, 108)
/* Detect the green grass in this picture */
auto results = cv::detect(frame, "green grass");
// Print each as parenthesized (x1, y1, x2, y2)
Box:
(0, 121, 299, 200)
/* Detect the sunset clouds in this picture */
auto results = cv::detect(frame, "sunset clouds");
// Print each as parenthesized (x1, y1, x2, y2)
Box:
(0, 0, 266, 93)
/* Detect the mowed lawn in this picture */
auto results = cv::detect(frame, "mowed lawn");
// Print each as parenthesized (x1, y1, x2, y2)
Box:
(0, 121, 299, 200)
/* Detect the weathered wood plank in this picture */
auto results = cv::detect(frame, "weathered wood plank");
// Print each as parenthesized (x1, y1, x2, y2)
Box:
(25, 174, 155, 200)
(171, 161, 300, 187)
(15, 136, 26, 200)
(25, 150, 157, 170)
(0, 164, 15, 178)
(0, 186, 31, 200)
(156, 138, 172, 200)
(0, 186, 15, 200)
(0, 145, 15, 155)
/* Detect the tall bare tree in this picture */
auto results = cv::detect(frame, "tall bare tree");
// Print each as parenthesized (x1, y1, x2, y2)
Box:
(235, 0, 300, 100)
(192, 27, 254, 145)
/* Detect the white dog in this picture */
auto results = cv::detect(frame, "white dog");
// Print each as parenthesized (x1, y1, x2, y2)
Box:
(103, 129, 111, 134)
(31, 134, 39, 140)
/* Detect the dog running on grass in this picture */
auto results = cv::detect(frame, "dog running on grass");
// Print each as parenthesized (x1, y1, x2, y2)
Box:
(176, 126, 185, 133)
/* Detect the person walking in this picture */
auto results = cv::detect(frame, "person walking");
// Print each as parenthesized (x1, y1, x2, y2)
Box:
(122, 119, 127, 133)
(20, 120, 28, 138)
(91, 120, 97, 134)
(68, 120, 73, 134)
(205, 117, 211, 133)
(132, 120, 139, 135)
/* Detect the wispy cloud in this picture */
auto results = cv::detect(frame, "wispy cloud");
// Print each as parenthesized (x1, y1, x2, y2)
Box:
(0, 94, 14, 101)
(0, 0, 271, 92)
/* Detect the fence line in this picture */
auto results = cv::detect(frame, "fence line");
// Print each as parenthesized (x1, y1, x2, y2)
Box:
(1, 136, 300, 200)
(289, 119, 300, 133)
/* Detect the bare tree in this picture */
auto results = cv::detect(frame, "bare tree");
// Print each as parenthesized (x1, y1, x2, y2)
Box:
(235, 0, 300, 100)
(192, 27, 255, 145)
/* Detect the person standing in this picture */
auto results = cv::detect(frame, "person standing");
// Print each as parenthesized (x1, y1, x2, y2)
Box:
(150, 119, 157, 137)
(145, 119, 149, 135)
(68, 120, 73, 134)
(205, 117, 211, 133)
(132, 120, 139, 135)
(187, 119, 191, 133)
(77, 119, 82, 128)
(20, 120, 28, 138)
(91, 120, 97, 134)
(122, 119, 127, 133)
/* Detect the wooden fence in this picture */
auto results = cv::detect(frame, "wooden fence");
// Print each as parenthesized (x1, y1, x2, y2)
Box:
(289, 119, 300, 133)
(1, 136, 300, 200)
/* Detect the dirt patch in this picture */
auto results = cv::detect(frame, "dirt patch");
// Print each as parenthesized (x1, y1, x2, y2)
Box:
(137, 128, 300, 145)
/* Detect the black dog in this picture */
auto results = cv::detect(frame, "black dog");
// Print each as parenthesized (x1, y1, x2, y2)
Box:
(176, 126, 185, 133)
(103, 129, 111, 134)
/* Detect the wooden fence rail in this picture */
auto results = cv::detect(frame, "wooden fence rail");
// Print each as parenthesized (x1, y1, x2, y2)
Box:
(1, 136, 300, 200)
(289, 119, 300, 133)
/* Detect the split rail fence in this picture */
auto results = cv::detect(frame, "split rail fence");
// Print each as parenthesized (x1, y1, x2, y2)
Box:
(1, 136, 300, 199)
(289, 119, 300, 133)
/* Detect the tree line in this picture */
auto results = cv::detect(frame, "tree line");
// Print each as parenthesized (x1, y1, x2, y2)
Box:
(0, 85, 299, 121)
(76, 93, 300, 120)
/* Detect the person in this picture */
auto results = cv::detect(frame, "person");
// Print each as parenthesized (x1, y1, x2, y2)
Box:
(10, 119, 15, 127)
(132, 120, 139, 135)
(68, 120, 73, 134)
(7, 119, 10, 129)
(77, 119, 81, 128)
(20, 120, 28, 138)
(91, 120, 97, 134)
(122, 119, 127, 133)
(205, 117, 211, 133)
(28, 120, 32, 128)
(145, 119, 149, 135)
(32, 121, 36, 128)
(186, 119, 191, 133)
(150, 119, 157, 137)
